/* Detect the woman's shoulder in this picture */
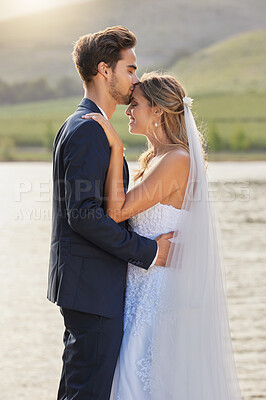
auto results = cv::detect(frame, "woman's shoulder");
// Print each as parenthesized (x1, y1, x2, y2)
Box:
(159, 147, 190, 172)
(142, 147, 190, 182)
(143, 147, 190, 186)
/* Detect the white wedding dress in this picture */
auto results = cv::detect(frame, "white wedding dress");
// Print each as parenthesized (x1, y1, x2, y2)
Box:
(110, 103, 242, 399)
(110, 202, 187, 400)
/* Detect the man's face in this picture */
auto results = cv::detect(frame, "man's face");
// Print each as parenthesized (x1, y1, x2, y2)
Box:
(109, 48, 139, 105)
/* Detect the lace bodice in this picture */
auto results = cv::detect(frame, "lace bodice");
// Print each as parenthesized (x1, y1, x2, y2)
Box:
(128, 202, 186, 240)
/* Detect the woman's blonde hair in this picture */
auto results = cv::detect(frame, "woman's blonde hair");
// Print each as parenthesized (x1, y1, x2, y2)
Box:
(134, 72, 207, 181)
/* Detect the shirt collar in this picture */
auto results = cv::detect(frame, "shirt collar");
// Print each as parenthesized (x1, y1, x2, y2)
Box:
(96, 104, 108, 120)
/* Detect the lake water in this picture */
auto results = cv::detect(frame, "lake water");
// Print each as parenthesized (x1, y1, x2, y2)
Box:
(0, 161, 265, 399)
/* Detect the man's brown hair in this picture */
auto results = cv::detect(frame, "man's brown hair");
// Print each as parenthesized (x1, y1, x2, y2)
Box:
(72, 26, 137, 85)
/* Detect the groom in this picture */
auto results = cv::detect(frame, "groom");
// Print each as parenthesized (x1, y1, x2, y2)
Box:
(47, 26, 173, 400)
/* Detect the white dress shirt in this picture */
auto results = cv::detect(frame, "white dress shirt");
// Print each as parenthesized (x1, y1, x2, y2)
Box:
(96, 104, 108, 120)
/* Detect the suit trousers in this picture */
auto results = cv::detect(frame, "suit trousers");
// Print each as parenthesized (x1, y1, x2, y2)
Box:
(57, 307, 123, 400)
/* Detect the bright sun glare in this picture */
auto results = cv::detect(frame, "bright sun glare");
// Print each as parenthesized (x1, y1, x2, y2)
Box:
(19, 0, 63, 14)
(2, 0, 83, 20)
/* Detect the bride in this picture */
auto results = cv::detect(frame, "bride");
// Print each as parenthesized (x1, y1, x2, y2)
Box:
(83, 72, 242, 399)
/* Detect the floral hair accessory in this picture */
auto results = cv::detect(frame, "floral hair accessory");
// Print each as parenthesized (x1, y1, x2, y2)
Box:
(183, 96, 194, 108)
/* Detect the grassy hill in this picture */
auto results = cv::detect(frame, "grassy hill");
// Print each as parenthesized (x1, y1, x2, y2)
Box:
(172, 30, 266, 94)
(0, 0, 265, 83)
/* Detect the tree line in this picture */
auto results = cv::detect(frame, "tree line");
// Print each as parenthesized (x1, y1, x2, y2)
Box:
(208, 122, 266, 151)
(0, 77, 82, 105)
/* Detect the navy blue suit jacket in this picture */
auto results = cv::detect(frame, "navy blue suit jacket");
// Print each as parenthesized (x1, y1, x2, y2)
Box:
(47, 98, 157, 318)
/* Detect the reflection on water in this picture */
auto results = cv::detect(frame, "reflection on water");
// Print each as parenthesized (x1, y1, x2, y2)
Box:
(0, 161, 265, 400)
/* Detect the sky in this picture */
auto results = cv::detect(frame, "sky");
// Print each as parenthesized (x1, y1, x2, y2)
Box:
(0, 0, 89, 21)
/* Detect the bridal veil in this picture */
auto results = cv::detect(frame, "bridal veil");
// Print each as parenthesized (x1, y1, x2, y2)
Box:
(150, 100, 242, 399)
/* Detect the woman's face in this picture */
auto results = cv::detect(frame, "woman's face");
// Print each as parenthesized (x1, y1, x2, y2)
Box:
(125, 85, 154, 136)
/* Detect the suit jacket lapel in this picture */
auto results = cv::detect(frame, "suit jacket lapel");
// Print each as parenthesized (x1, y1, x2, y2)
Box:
(78, 98, 130, 192)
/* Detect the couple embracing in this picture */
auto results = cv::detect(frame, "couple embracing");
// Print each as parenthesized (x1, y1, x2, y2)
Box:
(47, 26, 242, 400)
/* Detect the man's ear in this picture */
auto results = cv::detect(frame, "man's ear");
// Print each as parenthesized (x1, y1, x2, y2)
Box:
(97, 61, 109, 79)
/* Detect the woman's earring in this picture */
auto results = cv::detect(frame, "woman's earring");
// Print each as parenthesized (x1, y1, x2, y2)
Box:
(155, 122, 158, 127)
